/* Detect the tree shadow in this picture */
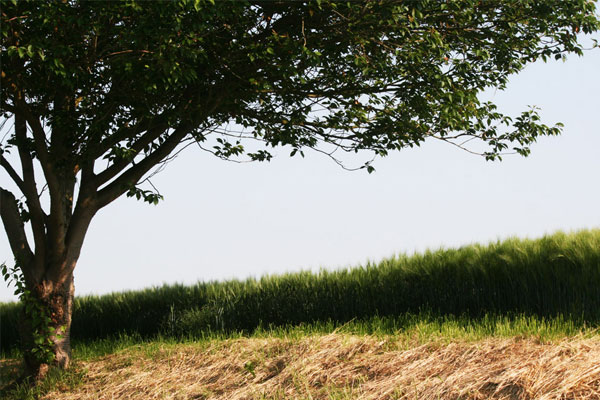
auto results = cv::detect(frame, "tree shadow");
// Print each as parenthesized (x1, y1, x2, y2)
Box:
(0, 358, 24, 394)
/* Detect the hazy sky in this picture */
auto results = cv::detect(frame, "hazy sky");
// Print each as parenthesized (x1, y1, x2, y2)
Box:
(1, 42, 599, 303)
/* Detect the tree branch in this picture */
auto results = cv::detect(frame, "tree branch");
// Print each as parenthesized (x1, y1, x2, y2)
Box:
(0, 154, 27, 195)
(13, 99, 72, 265)
(13, 99, 61, 197)
(0, 187, 40, 285)
(13, 101, 49, 169)
(96, 124, 191, 209)
(88, 118, 144, 162)
(60, 203, 96, 280)
(94, 121, 170, 187)
(15, 114, 48, 271)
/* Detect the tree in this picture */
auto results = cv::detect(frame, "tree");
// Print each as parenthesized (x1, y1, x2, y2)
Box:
(1, 0, 598, 379)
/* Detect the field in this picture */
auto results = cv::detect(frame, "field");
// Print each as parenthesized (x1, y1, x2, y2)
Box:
(1, 229, 599, 399)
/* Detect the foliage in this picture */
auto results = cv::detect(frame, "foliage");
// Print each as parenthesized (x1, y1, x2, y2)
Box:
(1, 262, 56, 364)
(1, 0, 599, 369)
(1, 0, 599, 213)
(1, 229, 598, 353)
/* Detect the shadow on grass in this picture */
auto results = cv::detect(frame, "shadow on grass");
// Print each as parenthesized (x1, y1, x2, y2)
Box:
(0, 358, 86, 400)
(0, 358, 22, 393)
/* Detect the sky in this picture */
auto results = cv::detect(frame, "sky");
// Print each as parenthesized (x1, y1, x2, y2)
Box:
(1, 42, 599, 303)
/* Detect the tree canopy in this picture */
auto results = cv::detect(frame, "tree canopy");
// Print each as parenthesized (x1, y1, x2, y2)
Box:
(1, 0, 599, 378)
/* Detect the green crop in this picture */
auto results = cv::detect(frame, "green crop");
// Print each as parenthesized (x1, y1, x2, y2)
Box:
(2, 229, 599, 354)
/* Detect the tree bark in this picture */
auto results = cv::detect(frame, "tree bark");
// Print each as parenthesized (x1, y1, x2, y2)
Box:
(2, 152, 96, 381)
(19, 272, 75, 381)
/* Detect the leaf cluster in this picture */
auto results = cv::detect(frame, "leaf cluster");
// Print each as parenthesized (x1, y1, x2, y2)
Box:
(1, 261, 57, 364)
(0, 0, 598, 191)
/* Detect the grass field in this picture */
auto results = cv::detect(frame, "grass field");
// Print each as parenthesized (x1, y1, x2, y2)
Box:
(2, 320, 599, 399)
(3, 229, 600, 354)
(1, 229, 599, 399)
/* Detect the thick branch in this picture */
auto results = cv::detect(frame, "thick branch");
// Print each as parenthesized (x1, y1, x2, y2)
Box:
(59, 204, 96, 281)
(96, 124, 190, 209)
(78, 159, 96, 197)
(0, 187, 40, 285)
(0, 154, 26, 195)
(88, 119, 145, 162)
(13, 100, 55, 187)
(94, 121, 170, 187)
(14, 101, 74, 262)
(14, 114, 49, 268)
(94, 85, 223, 208)
(63, 159, 98, 279)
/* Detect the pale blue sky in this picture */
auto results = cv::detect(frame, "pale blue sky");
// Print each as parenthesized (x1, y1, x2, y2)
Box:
(1, 44, 599, 302)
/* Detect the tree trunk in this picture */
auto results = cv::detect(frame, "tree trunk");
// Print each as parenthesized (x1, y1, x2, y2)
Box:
(18, 273, 75, 381)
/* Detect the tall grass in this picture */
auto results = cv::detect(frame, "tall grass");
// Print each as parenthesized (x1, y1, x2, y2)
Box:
(1, 229, 599, 353)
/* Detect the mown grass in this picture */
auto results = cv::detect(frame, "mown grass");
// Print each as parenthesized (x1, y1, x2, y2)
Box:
(2, 229, 599, 355)
(1, 314, 598, 400)
(2, 229, 599, 399)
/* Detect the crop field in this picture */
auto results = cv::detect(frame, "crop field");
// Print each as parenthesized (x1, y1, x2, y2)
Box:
(1, 229, 599, 399)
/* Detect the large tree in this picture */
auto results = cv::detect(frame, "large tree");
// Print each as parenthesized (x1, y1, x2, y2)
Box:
(1, 0, 598, 379)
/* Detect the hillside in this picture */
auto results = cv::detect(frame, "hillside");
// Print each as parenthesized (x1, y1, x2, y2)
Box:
(2, 229, 600, 353)
(2, 229, 600, 399)
(3, 334, 599, 400)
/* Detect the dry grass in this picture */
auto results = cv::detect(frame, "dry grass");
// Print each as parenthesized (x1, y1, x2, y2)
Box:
(40, 334, 600, 400)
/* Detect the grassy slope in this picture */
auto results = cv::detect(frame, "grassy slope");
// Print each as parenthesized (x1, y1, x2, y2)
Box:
(2, 330, 600, 400)
(2, 315, 600, 399)
(3, 229, 600, 353)
(2, 229, 600, 398)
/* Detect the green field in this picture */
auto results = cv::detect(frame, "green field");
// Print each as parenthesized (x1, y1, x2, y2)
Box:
(2, 316, 599, 399)
(2, 229, 599, 355)
(2, 229, 600, 399)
